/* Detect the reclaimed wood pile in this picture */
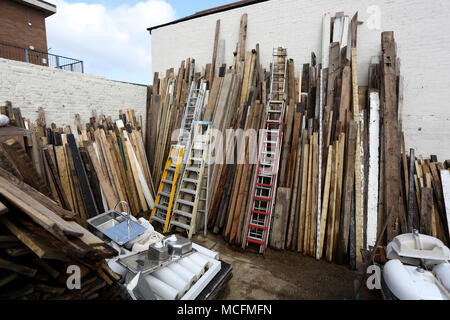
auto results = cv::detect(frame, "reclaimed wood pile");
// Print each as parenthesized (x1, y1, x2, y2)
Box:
(0, 105, 154, 223)
(0, 104, 159, 298)
(144, 12, 449, 267)
(0, 104, 158, 299)
(0, 164, 121, 300)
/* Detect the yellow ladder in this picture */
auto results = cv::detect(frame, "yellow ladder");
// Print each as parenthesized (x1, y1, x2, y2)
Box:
(150, 145, 184, 232)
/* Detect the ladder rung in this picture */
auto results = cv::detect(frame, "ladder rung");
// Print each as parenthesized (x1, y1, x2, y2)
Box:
(162, 179, 173, 185)
(155, 204, 168, 211)
(246, 237, 265, 246)
(183, 178, 199, 184)
(259, 169, 276, 174)
(177, 199, 195, 207)
(158, 191, 171, 198)
(173, 210, 192, 218)
(171, 220, 190, 230)
(152, 216, 165, 224)
(166, 167, 175, 172)
(251, 210, 270, 216)
(249, 224, 268, 231)
(256, 183, 274, 188)
(186, 167, 200, 173)
(190, 157, 203, 162)
(254, 196, 272, 202)
(180, 188, 196, 195)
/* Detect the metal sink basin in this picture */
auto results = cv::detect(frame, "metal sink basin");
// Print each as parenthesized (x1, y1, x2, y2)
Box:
(87, 210, 146, 246)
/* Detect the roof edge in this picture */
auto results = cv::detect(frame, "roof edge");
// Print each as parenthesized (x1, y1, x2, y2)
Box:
(147, 0, 269, 34)
(14, 0, 57, 17)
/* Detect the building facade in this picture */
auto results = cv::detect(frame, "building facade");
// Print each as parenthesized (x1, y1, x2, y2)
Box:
(0, 0, 56, 64)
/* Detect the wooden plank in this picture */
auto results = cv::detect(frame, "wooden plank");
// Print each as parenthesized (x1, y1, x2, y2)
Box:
(318, 145, 333, 259)
(117, 132, 141, 214)
(85, 141, 118, 210)
(2, 138, 51, 197)
(441, 169, 450, 240)
(336, 121, 357, 264)
(420, 187, 433, 236)
(367, 90, 380, 248)
(237, 14, 248, 62)
(309, 132, 319, 256)
(79, 147, 105, 214)
(429, 164, 450, 244)
(110, 133, 137, 213)
(44, 148, 71, 210)
(325, 140, 338, 262)
(30, 131, 46, 180)
(65, 146, 85, 222)
(0, 272, 18, 288)
(321, 13, 331, 68)
(381, 31, 402, 242)
(101, 130, 128, 205)
(67, 134, 98, 218)
(0, 175, 81, 241)
(302, 133, 313, 254)
(43, 153, 61, 205)
(124, 138, 148, 212)
(133, 130, 154, 197)
(270, 188, 291, 250)
(0, 216, 66, 260)
(210, 20, 221, 84)
(0, 258, 37, 278)
(286, 134, 302, 250)
(0, 200, 8, 216)
(55, 146, 75, 211)
(203, 78, 222, 122)
(351, 47, 363, 264)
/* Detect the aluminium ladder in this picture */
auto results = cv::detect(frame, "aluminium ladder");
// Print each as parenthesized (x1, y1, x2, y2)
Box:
(151, 81, 206, 233)
(169, 122, 211, 239)
(242, 47, 288, 255)
(150, 145, 184, 232)
(178, 82, 206, 148)
(175, 81, 207, 199)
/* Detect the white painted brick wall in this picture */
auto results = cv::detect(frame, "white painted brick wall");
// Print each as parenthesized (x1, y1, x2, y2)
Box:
(152, 0, 450, 160)
(0, 58, 147, 128)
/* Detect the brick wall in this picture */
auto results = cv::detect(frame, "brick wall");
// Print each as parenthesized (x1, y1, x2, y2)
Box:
(151, 0, 450, 160)
(0, 0, 48, 61)
(0, 57, 147, 127)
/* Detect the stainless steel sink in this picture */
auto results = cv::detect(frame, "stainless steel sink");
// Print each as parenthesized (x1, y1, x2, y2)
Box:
(87, 210, 145, 246)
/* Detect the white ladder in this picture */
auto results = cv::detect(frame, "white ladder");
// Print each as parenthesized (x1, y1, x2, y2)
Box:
(170, 123, 211, 239)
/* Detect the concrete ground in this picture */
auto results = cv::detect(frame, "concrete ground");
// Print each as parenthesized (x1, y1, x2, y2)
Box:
(193, 233, 381, 300)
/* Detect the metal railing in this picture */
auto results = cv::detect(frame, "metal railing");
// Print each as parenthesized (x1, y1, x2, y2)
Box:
(0, 42, 84, 73)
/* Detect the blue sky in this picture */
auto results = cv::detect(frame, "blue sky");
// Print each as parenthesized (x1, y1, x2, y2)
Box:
(46, 0, 232, 84)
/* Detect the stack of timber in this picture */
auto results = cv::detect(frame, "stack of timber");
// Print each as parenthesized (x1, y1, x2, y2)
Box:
(0, 105, 154, 225)
(144, 11, 449, 267)
(0, 167, 121, 300)
(398, 153, 450, 246)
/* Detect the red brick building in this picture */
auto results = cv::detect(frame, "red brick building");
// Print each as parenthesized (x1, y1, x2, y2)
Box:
(0, 0, 56, 64)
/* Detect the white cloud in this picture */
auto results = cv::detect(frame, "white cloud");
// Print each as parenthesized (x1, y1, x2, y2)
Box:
(46, 0, 176, 84)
